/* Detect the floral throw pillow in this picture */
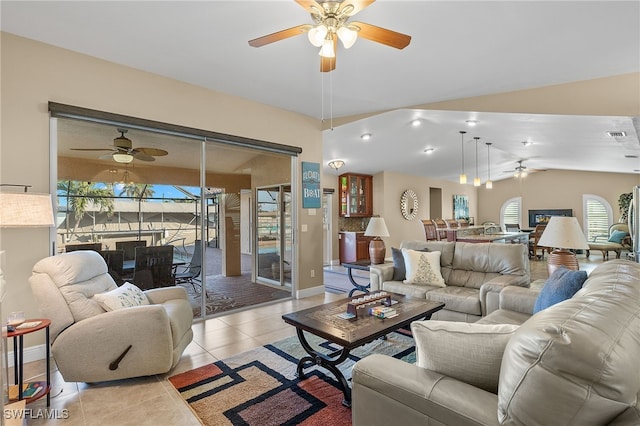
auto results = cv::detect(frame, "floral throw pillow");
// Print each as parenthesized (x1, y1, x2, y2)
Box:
(93, 282, 150, 311)
(401, 248, 445, 287)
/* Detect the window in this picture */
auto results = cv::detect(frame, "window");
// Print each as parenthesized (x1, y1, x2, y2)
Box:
(583, 194, 612, 241)
(500, 197, 521, 229)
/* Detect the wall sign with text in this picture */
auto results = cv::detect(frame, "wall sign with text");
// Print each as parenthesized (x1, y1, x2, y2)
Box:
(302, 162, 321, 208)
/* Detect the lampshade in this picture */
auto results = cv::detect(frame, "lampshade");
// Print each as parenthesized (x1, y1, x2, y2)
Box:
(364, 217, 389, 237)
(308, 25, 328, 47)
(537, 216, 589, 275)
(538, 216, 589, 250)
(336, 25, 357, 48)
(0, 193, 55, 228)
(319, 37, 335, 58)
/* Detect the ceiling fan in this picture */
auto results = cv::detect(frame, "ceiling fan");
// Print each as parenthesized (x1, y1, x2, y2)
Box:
(70, 129, 168, 163)
(248, 0, 411, 72)
(506, 160, 544, 178)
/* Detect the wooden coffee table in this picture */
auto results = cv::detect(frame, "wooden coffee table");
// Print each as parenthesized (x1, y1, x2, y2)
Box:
(282, 293, 444, 407)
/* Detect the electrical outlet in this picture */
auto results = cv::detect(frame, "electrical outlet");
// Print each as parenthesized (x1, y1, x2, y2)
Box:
(310, 269, 315, 278)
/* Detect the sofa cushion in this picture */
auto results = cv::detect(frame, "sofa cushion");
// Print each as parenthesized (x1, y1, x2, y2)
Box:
(402, 249, 445, 287)
(425, 286, 482, 316)
(93, 282, 151, 311)
(412, 320, 518, 393)
(391, 247, 406, 281)
(533, 266, 587, 313)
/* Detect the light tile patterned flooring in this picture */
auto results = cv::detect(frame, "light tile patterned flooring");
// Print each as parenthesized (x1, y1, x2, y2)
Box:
(13, 253, 607, 425)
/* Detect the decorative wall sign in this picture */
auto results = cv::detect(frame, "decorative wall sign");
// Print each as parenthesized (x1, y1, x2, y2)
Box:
(400, 189, 419, 220)
(453, 195, 469, 220)
(302, 162, 321, 208)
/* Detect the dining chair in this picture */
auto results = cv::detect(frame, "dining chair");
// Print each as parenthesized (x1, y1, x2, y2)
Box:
(132, 245, 175, 289)
(98, 249, 126, 285)
(421, 220, 440, 241)
(116, 240, 147, 261)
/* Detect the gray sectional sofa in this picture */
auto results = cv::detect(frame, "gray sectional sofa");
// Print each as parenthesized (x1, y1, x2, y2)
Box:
(369, 240, 530, 322)
(353, 259, 640, 425)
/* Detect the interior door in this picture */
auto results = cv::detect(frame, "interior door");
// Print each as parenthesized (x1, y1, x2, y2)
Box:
(256, 185, 292, 288)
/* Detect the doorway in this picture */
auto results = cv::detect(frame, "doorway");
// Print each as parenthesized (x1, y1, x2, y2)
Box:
(255, 185, 292, 288)
(323, 192, 333, 266)
(430, 187, 442, 218)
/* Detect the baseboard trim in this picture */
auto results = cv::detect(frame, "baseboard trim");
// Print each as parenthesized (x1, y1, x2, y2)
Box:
(7, 344, 47, 368)
(296, 285, 324, 299)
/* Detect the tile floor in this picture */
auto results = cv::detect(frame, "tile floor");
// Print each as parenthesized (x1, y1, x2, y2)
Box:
(11, 253, 608, 425)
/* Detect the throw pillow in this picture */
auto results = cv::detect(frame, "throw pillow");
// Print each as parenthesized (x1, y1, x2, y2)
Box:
(533, 266, 588, 314)
(391, 247, 406, 281)
(93, 282, 150, 311)
(401, 248, 445, 287)
(608, 230, 629, 244)
(411, 320, 519, 393)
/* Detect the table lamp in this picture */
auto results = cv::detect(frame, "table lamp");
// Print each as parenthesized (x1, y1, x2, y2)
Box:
(537, 216, 589, 276)
(364, 217, 390, 264)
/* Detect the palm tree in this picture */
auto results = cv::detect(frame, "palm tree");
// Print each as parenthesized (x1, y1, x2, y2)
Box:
(58, 180, 115, 237)
(118, 183, 155, 199)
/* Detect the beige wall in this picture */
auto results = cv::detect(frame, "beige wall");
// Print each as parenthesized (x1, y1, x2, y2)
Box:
(478, 170, 640, 227)
(0, 33, 324, 349)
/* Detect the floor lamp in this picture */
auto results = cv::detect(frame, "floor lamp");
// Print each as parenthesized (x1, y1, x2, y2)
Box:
(0, 188, 55, 409)
(364, 217, 390, 264)
(537, 216, 589, 276)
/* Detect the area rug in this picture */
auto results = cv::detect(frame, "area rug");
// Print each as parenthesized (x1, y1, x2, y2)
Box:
(168, 330, 415, 425)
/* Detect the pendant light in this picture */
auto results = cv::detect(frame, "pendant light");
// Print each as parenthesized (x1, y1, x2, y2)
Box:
(485, 142, 493, 189)
(459, 131, 467, 184)
(473, 137, 481, 187)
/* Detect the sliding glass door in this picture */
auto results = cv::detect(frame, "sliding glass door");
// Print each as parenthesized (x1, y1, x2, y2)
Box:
(256, 185, 292, 287)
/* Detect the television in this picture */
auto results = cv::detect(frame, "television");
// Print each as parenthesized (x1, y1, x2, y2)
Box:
(528, 209, 573, 228)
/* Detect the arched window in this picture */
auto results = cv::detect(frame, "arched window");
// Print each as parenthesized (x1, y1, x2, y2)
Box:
(500, 197, 522, 230)
(583, 194, 613, 241)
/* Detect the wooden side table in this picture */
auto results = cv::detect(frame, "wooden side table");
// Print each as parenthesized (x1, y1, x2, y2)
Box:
(7, 318, 51, 407)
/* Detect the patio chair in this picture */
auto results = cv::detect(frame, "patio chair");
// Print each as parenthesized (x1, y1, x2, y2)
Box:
(174, 240, 203, 292)
(98, 249, 126, 285)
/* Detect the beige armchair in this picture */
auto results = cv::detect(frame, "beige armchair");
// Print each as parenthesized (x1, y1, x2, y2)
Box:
(29, 250, 193, 382)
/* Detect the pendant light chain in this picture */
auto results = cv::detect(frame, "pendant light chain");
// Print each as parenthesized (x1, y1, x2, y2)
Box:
(473, 137, 481, 187)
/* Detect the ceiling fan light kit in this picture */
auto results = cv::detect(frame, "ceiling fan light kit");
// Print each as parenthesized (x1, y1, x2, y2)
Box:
(112, 153, 134, 164)
(248, 0, 411, 72)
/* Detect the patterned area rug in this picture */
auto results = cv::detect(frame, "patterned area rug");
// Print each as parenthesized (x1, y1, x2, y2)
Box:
(168, 331, 415, 425)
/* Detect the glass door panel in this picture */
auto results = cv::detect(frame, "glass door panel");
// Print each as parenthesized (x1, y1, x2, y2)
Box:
(256, 185, 291, 287)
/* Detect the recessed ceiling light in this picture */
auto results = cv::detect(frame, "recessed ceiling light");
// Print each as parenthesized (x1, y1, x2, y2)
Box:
(361, 133, 372, 141)
(411, 119, 422, 127)
(424, 148, 434, 154)
(465, 120, 478, 126)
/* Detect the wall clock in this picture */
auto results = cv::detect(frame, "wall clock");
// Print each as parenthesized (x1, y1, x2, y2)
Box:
(400, 189, 419, 220)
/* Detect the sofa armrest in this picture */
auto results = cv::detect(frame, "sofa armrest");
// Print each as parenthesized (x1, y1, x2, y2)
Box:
(479, 275, 528, 316)
(499, 286, 540, 315)
(144, 286, 188, 304)
(352, 354, 499, 426)
(52, 305, 174, 381)
(369, 263, 395, 291)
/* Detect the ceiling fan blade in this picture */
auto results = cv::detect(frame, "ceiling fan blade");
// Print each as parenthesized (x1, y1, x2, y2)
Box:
(248, 24, 311, 47)
(135, 147, 168, 156)
(320, 38, 338, 72)
(294, 0, 323, 13)
(340, 0, 375, 16)
(70, 148, 115, 152)
(133, 152, 155, 162)
(99, 153, 114, 160)
(351, 21, 411, 49)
